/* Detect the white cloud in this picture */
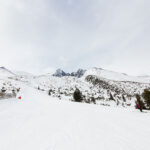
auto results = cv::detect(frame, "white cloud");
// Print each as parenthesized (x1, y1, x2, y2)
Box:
(0, 0, 150, 75)
(67, 0, 73, 5)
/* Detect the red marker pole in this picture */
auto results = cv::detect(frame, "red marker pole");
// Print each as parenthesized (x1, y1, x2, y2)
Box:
(18, 96, 22, 100)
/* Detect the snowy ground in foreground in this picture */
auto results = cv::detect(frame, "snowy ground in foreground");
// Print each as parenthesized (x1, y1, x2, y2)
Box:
(0, 87, 150, 150)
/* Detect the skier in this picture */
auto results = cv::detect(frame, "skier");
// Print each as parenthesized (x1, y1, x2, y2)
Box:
(139, 104, 143, 112)
(136, 102, 142, 112)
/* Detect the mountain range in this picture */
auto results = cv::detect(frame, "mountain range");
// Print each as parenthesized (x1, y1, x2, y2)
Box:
(0, 66, 150, 107)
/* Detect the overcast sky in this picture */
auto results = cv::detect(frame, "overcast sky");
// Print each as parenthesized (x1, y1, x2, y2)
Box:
(0, 0, 150, 75)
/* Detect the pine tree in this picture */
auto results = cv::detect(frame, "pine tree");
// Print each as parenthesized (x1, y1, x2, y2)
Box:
(109, 93, 114, 101)
(122, 95, 126, 102)
(1, 87, 6, 93)
(91, 97, 96, 104)
(48, 89, 53, 96)
(135, 94, 145, 109)
(142, 89, 150, 109)
(73, 88, 82, 102)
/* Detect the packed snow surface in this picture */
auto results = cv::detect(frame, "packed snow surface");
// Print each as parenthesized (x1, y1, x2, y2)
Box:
(0, 86, 149, 150)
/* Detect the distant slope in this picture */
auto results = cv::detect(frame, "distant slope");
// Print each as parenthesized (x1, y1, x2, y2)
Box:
(0, 67, 16, 78)
(83, 67, 150, 83)
(13, 71, 34, 77)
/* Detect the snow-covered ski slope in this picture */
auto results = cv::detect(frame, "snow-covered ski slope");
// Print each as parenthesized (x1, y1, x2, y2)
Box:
(0, 86, 149, 150)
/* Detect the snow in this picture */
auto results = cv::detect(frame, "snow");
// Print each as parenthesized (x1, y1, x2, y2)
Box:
(0, 67, 16, 78)
(83, 67, 150, 83)
(0, 67, 150, 150)
(13, 70, 34, 77)
(0, 86, 149, 150)
(0, 67, 150, 108)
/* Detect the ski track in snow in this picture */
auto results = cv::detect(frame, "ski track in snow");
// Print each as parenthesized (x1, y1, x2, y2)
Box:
(0, 86, 150, 150)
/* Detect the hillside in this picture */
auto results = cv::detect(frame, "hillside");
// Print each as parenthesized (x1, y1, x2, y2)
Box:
(0, 67, 16, 78)
(29, 68, 150, 107)
(0, 67, 150, 107)
(83, 67, 150, 83)
(0, 67, 150, 150)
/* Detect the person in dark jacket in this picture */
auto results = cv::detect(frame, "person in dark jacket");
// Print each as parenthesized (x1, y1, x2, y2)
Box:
(136, 102, 143, 112)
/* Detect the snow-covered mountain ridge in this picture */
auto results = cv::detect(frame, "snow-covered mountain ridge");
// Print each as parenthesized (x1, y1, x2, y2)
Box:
(83, 67, 150, 83)
(52, 67, 150, 83)
(0, 67, 16, 78)
(0, 67, 150, 107)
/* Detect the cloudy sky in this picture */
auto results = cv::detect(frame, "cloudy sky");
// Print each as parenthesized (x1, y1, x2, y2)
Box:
(0, 0, 150, 75)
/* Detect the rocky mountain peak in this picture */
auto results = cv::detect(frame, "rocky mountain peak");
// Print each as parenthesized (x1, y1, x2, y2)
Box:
(53, 68, 86, 78)
(53, 69, 68, 77)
